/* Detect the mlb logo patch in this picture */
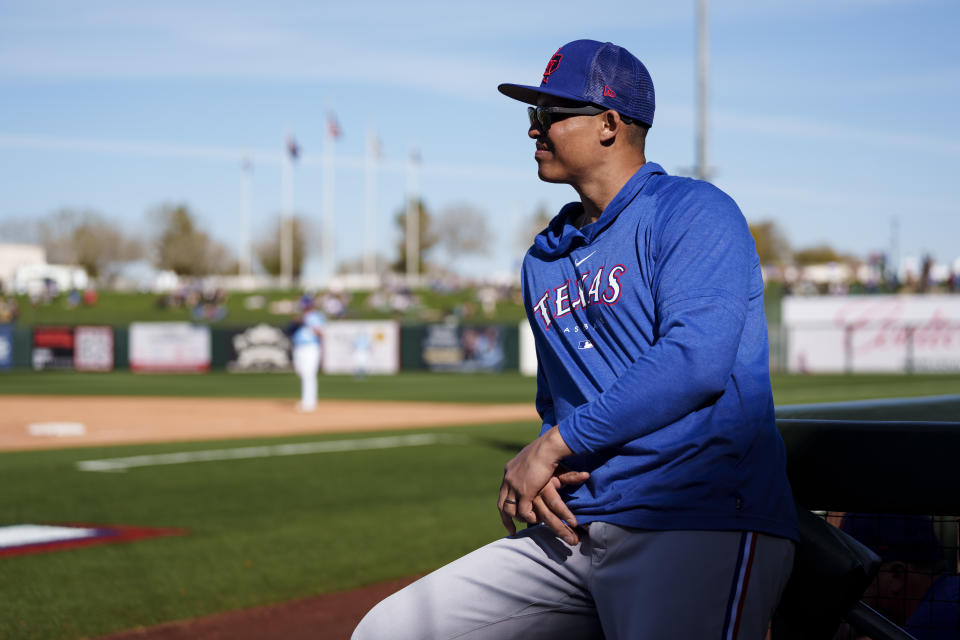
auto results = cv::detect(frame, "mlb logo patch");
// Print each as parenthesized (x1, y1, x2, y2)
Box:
(577, 340, 594, 350)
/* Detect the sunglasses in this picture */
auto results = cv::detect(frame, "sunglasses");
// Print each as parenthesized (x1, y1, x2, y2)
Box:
(527, 105, 636, 132)
(527, 105, 605, 131)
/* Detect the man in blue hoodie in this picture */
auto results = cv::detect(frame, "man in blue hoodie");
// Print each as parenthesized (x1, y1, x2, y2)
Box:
(354, 40, 797, 640)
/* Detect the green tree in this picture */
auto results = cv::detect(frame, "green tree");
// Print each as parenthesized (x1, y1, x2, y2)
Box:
(793, 245, 849, 266)
(748, 220, 792, 265)
(153, 204, 236, 276)
(393, 198, 438, 274)
(255, 215, 311, 279)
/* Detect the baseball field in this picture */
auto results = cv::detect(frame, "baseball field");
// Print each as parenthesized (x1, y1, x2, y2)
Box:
(2, 371, 959, 639)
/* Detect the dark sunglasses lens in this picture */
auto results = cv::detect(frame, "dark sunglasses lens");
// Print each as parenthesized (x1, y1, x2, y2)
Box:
(527, 107, 549, 131)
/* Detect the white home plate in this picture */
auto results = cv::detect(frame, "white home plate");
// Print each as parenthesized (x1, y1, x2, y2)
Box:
(27, 422, 87, 437)
(0, 524, 99, 550)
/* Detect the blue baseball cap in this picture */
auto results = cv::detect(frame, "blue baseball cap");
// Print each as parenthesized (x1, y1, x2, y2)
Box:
(498, 39, 655, 127)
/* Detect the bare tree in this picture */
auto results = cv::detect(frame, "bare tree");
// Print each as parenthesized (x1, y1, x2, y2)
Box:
(516, 204, 554, 251)
(153, 204, 236, 276)
(335, 253, 392, 276)
(255, 215, 312, 280)
(435, 203, 492, 265)
(2, 209, 143, 278)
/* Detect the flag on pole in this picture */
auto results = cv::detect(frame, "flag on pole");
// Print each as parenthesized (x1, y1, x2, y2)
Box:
(286, 136, 300, 161)
(326, 113, 342, 141)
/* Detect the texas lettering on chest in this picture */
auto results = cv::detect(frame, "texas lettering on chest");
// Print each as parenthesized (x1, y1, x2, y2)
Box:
(531, 264, 627, 330)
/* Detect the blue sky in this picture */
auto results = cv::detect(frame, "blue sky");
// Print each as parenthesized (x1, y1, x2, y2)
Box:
(1, 0, 958, 280)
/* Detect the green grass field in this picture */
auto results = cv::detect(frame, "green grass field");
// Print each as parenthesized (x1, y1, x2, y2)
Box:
(7, 287, 530, 327)
(2, 370, 959, 406)
(0, 423, 530, 639)
(1, 371, 958, 639)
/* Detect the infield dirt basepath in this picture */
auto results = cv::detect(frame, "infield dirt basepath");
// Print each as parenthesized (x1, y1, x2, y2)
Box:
(0, 395, 536, 451)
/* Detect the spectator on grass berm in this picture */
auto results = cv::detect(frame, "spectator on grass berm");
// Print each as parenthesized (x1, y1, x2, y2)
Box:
(834, 513, 960, 640)
(0, 296, 18, 323)
(354, 39, 797, 640)
(291, 295, 325, 412)
(82, 287, 98, 306)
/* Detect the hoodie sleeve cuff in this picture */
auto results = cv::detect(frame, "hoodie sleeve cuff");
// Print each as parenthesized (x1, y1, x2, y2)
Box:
(556, 416, 588, 457)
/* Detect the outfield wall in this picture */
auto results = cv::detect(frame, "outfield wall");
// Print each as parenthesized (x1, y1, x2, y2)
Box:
(783, 294, 960, 373)
(0, 321, 524, 374)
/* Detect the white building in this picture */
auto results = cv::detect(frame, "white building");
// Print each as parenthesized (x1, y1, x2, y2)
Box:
(0, 243, 46, 293)
(13, 263, 89, 295)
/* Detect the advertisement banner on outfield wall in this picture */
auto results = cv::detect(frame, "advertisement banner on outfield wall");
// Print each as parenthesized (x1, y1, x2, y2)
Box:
(422, 324, 504, 372)
(32, 326, 74, 370)
(322, 321, 399, 375)
(74, 326, 114, 372)
(226, 324, 292, 372)
(519, 321, 537, 376)
(783, 294, 960, 373)
(0, 324, 12, 370)
(129, 322, 211, 373)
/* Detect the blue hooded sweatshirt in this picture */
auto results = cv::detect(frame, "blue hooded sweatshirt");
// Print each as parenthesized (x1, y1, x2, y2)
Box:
(521, 162, 797, 540)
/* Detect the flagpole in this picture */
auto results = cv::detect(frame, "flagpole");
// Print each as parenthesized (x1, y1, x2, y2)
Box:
(695, 0, 711, 182)
(281, 136, 294, 287)
(364, 125, 378, 278)
(405, 144, 420, 283)
(240, 157, 253, 277)
(322, 115, 336, 283)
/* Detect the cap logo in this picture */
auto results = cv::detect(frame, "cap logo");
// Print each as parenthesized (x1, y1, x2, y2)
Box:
(542, 49, 563, 84)
(603, 86, 617, 98)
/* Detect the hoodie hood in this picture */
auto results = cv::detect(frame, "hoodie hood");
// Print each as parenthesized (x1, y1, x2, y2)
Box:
(532, 162, 665, 259)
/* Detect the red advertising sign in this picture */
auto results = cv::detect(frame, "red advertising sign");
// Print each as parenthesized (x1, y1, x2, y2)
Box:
(32, 326, 74, 370)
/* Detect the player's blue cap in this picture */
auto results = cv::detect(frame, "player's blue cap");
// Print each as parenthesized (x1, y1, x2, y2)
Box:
(498, 39, 655, 128)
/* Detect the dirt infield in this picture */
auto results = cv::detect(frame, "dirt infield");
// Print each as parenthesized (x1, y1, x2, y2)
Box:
(0, 395, 536, 451)
(97, 575, 423, 640)
(2, 395, 532, 639)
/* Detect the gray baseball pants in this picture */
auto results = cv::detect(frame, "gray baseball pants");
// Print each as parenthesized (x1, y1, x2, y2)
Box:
(352, 522, 794, 640)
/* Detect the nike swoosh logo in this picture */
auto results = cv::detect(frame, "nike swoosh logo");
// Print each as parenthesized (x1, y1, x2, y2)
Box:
(574, 250, 597, 268)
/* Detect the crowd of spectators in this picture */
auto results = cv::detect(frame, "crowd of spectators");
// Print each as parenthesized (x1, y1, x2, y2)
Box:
(155, 283, 228, 322)
(767, 253, 960, 297)
(0, 282, 101, 323)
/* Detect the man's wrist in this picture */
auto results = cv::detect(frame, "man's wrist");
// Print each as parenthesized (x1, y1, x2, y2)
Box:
(542, 425, 573, 462)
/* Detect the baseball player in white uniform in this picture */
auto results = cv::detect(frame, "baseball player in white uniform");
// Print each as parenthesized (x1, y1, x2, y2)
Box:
(291, 296, 326, 412)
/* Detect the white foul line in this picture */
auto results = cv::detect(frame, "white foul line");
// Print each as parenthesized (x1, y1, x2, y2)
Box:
(75, 434, 462, 473)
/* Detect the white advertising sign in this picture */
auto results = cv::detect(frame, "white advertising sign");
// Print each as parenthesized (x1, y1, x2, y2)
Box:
(321, 321, 399, 375)
(519, 321, 537, 377)
(74, 326, 114, 372)
(130, 322, 211, 372)
(783, 295, 960, 373)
